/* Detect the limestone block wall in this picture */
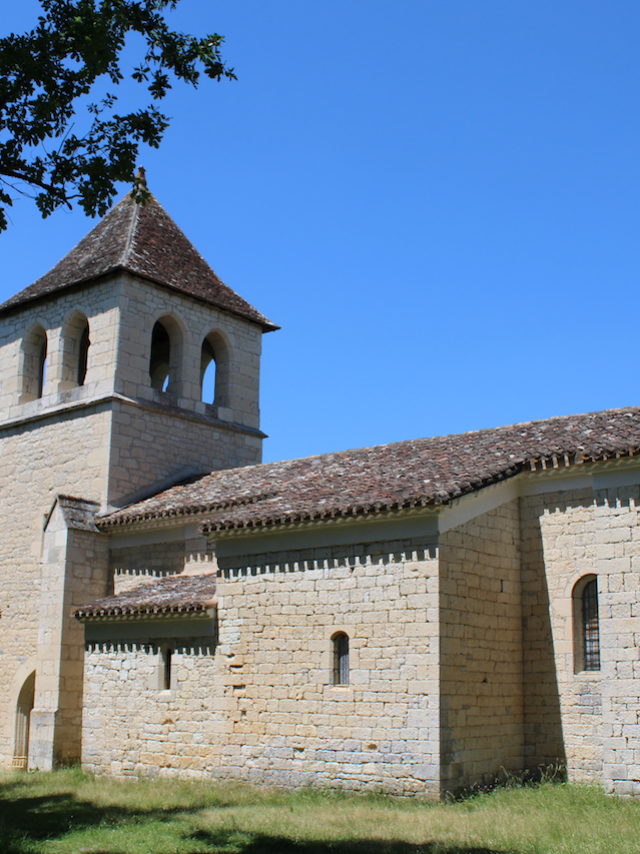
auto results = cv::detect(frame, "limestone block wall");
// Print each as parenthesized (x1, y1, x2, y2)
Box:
(107, 401, 262, 506)
(520, 488, 602, 782)
(0, 407, 112, 767)
(520, 477, 640, 794)
(82, 626, 219, 780)
(82, 537, 440, 795)
(0, 278, 121, 417)
(30, 512, 110, 769)
(110, 540, 188, 594)
(591, 483, 640, 796)
(115, 275, 264, 430)
(110, 537, 215, 594)
(438, 501, 524, 792)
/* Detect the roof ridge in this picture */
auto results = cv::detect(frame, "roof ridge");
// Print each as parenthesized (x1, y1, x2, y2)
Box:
(0, 188, 278, 330)
(121, 192, 139, 264)
(97, 403, 640, 530)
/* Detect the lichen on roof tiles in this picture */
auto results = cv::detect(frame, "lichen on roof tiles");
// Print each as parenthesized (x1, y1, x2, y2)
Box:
(0, 191, 278, 331)
(74, 573, 217, 619)
(98, 405, 640, 533)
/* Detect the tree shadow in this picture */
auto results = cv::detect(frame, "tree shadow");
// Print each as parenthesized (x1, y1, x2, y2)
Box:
(0, 780, 512, 854)
(190, 829, 509, 854)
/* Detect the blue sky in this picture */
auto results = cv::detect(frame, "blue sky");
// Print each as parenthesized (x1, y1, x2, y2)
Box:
(2, 2, 639, 463)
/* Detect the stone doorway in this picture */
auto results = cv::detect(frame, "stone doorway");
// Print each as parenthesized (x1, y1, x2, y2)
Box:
(13, 672, 35, 770)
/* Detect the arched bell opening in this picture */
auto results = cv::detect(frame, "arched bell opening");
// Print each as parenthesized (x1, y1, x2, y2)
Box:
(19, 324, 48, 402)
(149, 315, 185, 395)
(200, 330, 231, 408)
(59, 310, 91, 391)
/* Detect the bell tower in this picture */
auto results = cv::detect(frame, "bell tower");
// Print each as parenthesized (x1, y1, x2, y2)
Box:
(0, 182, 277, 768)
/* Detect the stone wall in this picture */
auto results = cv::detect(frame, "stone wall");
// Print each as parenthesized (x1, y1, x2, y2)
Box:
(438, 501, 524, 793)
(0, 407, 112, 767)
(0, 265, 267, 768)
(520, 488, 602, 781)
(82, 536, 441, 795)
(592, 483, 640, 796)
(30, 509, 110, 769)
(115, 274, 264, 432)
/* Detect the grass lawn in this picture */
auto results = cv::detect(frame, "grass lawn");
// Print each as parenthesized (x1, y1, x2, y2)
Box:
(0, 768, 638, 854)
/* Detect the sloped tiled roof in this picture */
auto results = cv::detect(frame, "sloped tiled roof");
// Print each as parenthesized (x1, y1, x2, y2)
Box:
(74, 573, 217, 619)
(0, 191, 278, 331)
(98, 405, 640, 532)
(57, 495, 100, 533)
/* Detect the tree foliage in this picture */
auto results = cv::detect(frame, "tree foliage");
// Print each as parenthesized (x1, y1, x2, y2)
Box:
(0, 0, 235, 232)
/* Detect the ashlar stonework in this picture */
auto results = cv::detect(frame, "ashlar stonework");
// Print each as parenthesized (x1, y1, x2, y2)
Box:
(1, 185, 639, 797)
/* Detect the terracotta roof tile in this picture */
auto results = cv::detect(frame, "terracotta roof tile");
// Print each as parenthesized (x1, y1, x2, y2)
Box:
(57, 495, 100, 533)
(99, 405, 640, 532)
(74, 573, 217, 619)
(0, 192, 278, 331)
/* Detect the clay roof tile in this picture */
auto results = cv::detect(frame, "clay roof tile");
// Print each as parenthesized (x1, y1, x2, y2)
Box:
(0, 191, 278, 331)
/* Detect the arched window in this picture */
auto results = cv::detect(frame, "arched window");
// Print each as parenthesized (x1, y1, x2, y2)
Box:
(200, 331, 230, 407)
(77, 322, 90, 385)
(13, 671, 35, 769)
(149, 321, 171, 392)
(200, 338, 216, 402)
(149, 315, 185, 395)
(19, 324, 48, 402)
(573, 575, 600, 672)
(332, 632, 349, 685)
(59, 312, 90, 391)
(161, 645, 172, 690)
(37, 335, 47, 398)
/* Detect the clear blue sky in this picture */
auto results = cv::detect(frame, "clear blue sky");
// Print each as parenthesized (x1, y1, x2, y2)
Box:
(2, 2, 639, 464)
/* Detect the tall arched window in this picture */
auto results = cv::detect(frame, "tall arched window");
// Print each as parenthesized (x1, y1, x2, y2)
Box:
(200, 337, 216, 402)
(59, 311, 90, 391)
(149, 321, 171, 392)
(37, 335, 47, 398)
(149, 315, 185, 395)
(77, 322, 90, 385)
(200, 330, 230, 407)
(332, 632, 349, 685)
(573, 575, 600, 672)
(19, 324, 48, 402)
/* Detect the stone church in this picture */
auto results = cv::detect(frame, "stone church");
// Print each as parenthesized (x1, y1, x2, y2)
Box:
(1, 184, 639, 798)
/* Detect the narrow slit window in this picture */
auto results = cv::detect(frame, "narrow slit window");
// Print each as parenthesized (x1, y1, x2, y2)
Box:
(37, 335, 47, 399)
(161, 646, 172, 690)
(332, 633, 349, 685)
(77, 323, 90, 385)
(582, 579, 600, 671)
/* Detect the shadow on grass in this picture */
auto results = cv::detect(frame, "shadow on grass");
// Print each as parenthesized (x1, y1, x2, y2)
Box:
(190, 829, 507, 854)
(0, 779, 510, 854)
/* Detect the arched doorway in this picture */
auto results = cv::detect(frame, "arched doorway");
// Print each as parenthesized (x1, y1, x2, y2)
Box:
(13, 672, 35, 770)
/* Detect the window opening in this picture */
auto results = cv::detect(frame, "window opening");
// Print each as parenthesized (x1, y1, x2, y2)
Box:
(77, 322, 90, 385)
(161, 646, 172, 690)
(149, 322, 171, 391)
(332, 633, 349, 685)
(37, 335, 47, 399)
(200, 338, 216, 403)
(582, 579, 600, 671)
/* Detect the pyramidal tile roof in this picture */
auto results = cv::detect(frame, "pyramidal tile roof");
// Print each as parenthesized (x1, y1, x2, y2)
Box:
(0, 190, 278, 330)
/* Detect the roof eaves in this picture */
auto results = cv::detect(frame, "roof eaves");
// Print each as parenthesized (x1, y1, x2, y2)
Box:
(74, 600, 217, 621)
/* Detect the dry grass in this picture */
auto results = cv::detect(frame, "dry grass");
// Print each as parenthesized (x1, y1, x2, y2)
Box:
(0, 767, 638, 853)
